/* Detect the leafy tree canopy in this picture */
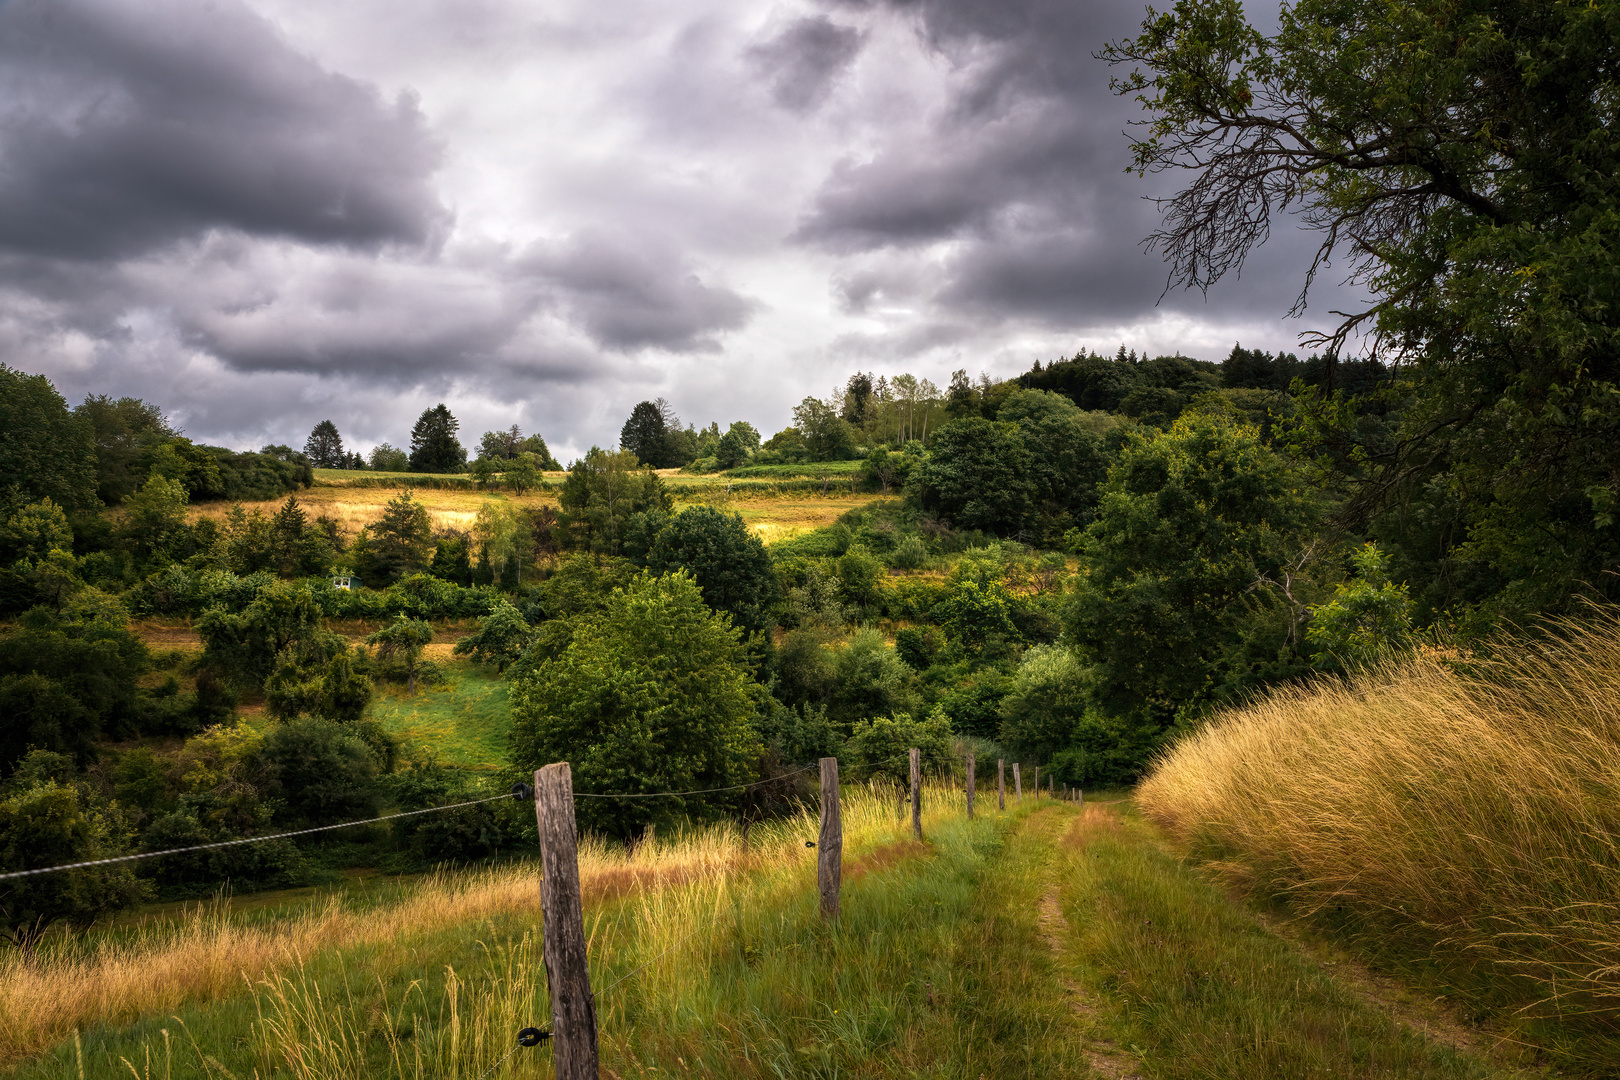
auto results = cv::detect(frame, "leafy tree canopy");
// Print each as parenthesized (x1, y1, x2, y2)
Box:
(1064, 413, 1323, 731)
(641, 506, 780, 636)
(0, 777, 148, 954)
(508, 571, 761, 838)
(0, 366, 97, 513)
(1104, 0, 1620, 626)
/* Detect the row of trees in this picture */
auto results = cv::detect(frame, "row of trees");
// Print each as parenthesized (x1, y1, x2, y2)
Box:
(300, 409, 562, 476)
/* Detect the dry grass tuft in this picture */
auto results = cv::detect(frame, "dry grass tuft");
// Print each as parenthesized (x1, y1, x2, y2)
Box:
(0, 780, 960, 1066)
(1138, 614, 1620, 1025)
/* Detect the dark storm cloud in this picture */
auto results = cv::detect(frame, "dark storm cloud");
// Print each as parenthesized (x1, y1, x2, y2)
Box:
(746, 16, 864, 113)
(521, 230, 760, 353)
(0, 0, 447, 260)
(796, 0, 1331, 336)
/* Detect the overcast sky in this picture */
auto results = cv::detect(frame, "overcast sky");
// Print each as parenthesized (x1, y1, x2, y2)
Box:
(0, 0, 1356, 461)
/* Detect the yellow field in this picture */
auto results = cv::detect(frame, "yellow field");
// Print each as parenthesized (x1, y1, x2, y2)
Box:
(185, 473, 868, 545)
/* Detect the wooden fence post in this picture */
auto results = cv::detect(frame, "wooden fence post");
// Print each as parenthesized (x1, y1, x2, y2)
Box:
(1032, 764, 1039, 799)
(998, 759, 1005, 811)
(534, 764, 599, 1080)
(910, 747, 922, 840)
(1078, 788, 1084, 808)
(966, 753, 976, 819)
(1014, 763, 1022, 802)
(819, 757, 841, 919)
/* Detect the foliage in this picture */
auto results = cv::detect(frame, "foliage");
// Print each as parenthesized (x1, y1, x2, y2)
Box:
(997, 646, 1088, 763)
(641, 505, 780, 636)
(714, 420, 761, 469)
(620, 400, 672, 467)
(910, 418, 1035, 534)
(472, 498, 532, 587)
(196, 580, 336, 689)
(0, 611, 151, 772)
(0, 498, 72, 566)
(118, 471, 189, 561)
(753, 699, 840, 767)
(1104, 0, 1620, 628)
(368, 442, 409, 472)
(1306, 542, 1415, 672)
(508, 571, 760, 838)
(246, 717, 382, 828)
(303, 420, 347, 468)
(408, 404, 466, 473)
(0, 776, 149, 954)
(556, 447, 673, 557)
(843, 708, 954, 782)
(0, 365, 97, 513)
(791, 396, 858, 461)
(932, 578, 1019, 657)
(452, 599, 535, 673)
(828, 628, 921, 730)
(365, 616, 435, 696)
(266, 645, 373, 723)
(1065, 414, 1323, 735)
(351, 489, 434, 585)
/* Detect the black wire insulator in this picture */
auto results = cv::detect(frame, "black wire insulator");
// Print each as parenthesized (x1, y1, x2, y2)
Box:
(511, 782, 534, 802)
(516, 1027, 551, 1046)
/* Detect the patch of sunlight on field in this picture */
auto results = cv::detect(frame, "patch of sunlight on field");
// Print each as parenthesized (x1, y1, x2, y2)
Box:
(369, 665, 511, 771)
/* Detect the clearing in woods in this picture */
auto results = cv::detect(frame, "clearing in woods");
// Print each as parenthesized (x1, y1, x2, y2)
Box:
(6, 797, 1561, 1079)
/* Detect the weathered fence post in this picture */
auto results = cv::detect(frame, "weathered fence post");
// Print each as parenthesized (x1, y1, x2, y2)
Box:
(819, 757, 841, 919)
(535, 763, 599, 1080)
(1078, 788, 1084, 808)
(966, 753, 976, 819)
(1032, 764, 1039, 799)
(1014, 763, 1022, 802)
(998, 758, 1006, 811)
(910, 747, 922, 840)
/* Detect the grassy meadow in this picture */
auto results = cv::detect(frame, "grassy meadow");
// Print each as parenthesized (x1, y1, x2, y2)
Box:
(369, 667, 512, 771)
(1, 784, 1550, 1080)
(1138, 619, 1620, 1071)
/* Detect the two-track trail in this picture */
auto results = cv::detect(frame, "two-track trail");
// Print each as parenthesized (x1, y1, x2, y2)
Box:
(980, 801, 1555, 1080)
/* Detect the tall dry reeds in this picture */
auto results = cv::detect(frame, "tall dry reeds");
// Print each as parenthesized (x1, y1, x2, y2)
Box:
(1138, 616, 1620, 1026)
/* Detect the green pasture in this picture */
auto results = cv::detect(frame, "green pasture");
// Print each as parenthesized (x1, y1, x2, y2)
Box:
(368, 665, 512, 770)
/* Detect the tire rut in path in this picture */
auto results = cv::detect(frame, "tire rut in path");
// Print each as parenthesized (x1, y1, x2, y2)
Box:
(1030, 804, 1143, 1080)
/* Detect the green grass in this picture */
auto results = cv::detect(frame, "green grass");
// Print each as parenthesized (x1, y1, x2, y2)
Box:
(7, 797, 1556, 1080)
(716, 460, 864, 479)
(368, 665, 512, 770)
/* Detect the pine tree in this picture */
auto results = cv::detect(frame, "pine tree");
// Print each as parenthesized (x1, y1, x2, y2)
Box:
(408, 405, 467, 473)
(303, 420, 345, 468)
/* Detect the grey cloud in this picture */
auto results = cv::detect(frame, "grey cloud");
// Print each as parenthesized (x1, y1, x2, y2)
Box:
(521, 230, 760, 353)
(746, 16, 864, 113)
(0, 0, 447, 260)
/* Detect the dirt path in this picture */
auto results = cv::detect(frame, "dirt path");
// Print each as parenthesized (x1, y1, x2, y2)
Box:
(1005, 801, 1552, 1080)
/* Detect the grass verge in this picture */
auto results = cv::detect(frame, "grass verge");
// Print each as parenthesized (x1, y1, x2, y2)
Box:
(1137, 616, 1620, 1072)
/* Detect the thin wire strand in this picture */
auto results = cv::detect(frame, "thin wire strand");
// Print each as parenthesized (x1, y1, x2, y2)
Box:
(2, 752, 919, 883)
(594, 923, 708, 999)
(0, 793, 513, 882)
(572, 762, 820, 799)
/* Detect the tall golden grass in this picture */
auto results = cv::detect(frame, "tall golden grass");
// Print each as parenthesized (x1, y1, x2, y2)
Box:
(1137, 616, 1620, 1026)
(0, 777, 977, 1068)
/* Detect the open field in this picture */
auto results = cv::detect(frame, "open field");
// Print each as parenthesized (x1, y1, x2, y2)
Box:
(184, 472, 870, 546)
(1, 789, 1559, 1080)
(369, 666, 512, 771)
